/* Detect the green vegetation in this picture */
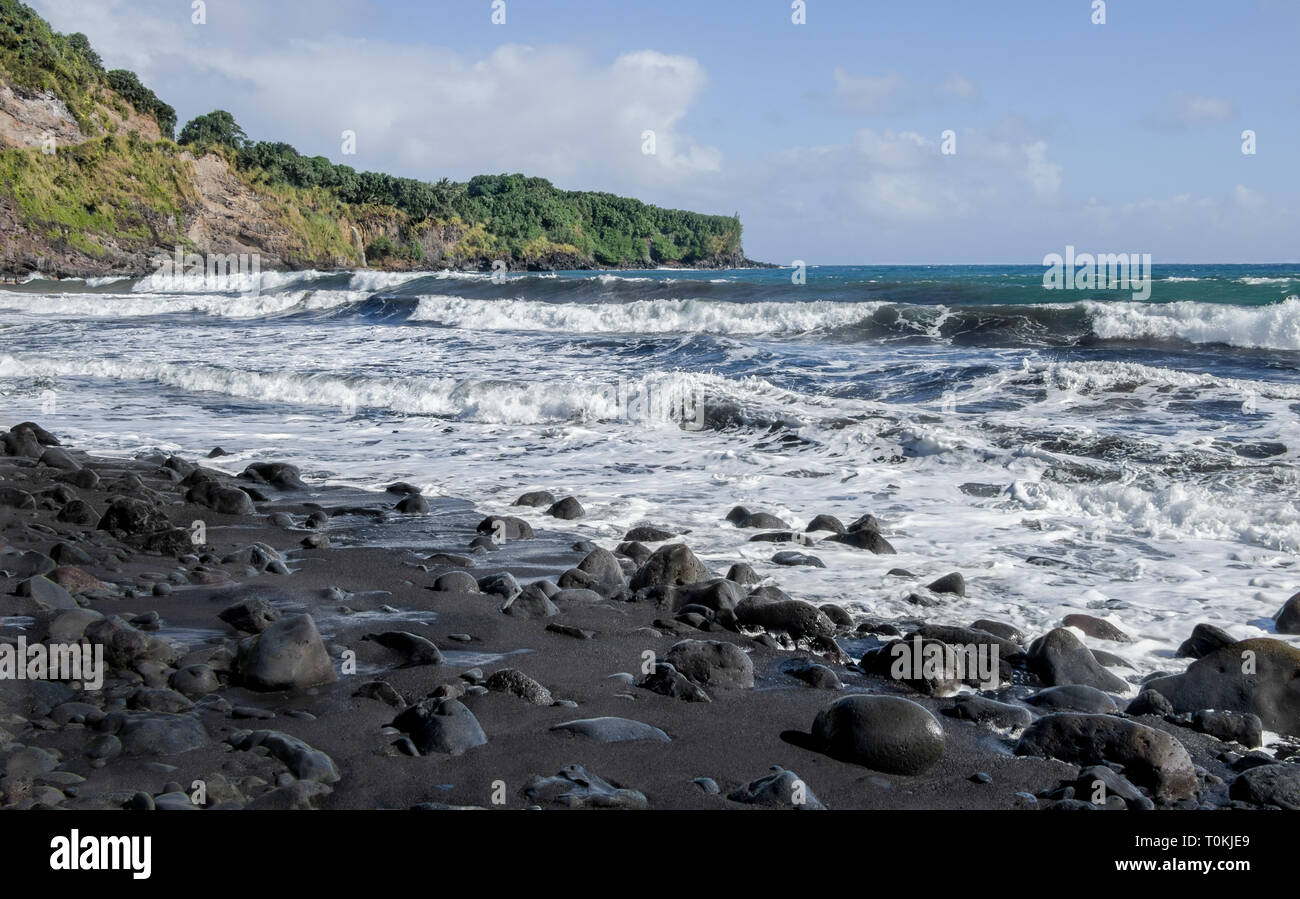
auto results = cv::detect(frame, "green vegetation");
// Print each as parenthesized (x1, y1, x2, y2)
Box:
(177, 109, 247, 151)
(104, 69, 176, 139)
(220, 133, 741, 266)
(1, 2, 745, 271)
(0, 133, 195, 257)
(0, 0, 175, 137)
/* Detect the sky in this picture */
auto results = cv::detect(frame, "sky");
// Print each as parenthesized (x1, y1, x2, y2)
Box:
(30, 0, 1300, 264)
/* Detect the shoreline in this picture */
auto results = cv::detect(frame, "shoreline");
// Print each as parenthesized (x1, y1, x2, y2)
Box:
(1, 421, 1297, 810)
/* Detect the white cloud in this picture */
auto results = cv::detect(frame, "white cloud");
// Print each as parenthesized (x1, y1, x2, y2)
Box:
(29, 0, 722, 198)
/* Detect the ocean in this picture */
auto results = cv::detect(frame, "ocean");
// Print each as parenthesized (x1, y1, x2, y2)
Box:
(2, 263, 1298, 681)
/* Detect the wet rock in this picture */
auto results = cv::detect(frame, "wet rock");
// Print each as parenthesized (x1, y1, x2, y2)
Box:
(771, 551, 825, 568)
(736, 511, 789, 529)
(810, 694, 945, 775)
(666, 639, 754, 689)
(1071, 765, 1155, 810)
(186, 482, 256, 516)
(1126, 689, 1174, 716)
(394, 494, 429, 514)
(728, 767, 825, 809)
(391, 699, 487, 756)
(485, 669, 553, 705)
(477, 572, 521, 601)
(1015, 713, 1197, 803)
(105, 711, 209, 757)
(522, 764, 647, 809)
(355, 681, 405, 708)
(229, 730, 340, 783)
(805, 514, 846, 534)
(235, 614, 337, 691)
(615, 541, 652, 566)
(241, 462, 307, 491)
(128, 687, 195, 714)
(46, 608, 103, 642)
(926, 572, 966, 596)
(38, 447, 81, 471)
(56, 500, 99, 525)
(1275, 593, 1300, 635)
(1191, 709, 1263, 748)
(575, 547, 624, 590)
(1176, 623, 1236, 659)
(779, 657, 843, 689)
(827, 528, 896, 554)
(623, 525, 677, 542)
(426, 552, 473, 569)
(736, 596, 834, 641)
(0, 746, 59, 778)
(1229, 763, 1300, 810)
(85, 616, 156, 669)
(501, 585, 560, 619)
(218, 597, 280, 634)
(19, 576, 78, 612)
(1143, 638, 1300, 735)
(546, 496, 585, 520)
(476, 515, 534, 541)
(638, 662, 711, 702)
(170, 665, 220, 698)
(1026, 628, 1129, 692)
(512, 490, 556, 508)
(432, 571, 478, 593)
(726, 562, 762, 586)
(630, 543, 710, 590)
(945, 694, 1033, 730)
(1063, 613, 1131, 643)
(362, 631, 443, 667)
(550, 717, 670, 743)
(1027, 684, 1118, 714)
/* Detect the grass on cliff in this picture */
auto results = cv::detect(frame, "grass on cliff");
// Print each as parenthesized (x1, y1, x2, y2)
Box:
(0, 132, 195, 257)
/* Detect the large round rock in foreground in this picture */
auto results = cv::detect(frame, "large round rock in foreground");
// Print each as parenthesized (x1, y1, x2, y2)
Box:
(811, 694, 945, 775)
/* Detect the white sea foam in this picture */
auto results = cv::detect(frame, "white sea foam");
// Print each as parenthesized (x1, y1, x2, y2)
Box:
(1086, 296, 1300, 351)
(409, 295, 877, 334)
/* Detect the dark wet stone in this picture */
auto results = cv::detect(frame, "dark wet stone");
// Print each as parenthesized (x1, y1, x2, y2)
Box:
(728, 767, 825, 809)
(1015, 713, 1197, 803)
(630, 543, 710, 590)
(1026, 628, 1129, 692)
(810, 694, 945, 775)
(546, 496, 585, 520)
(390, 699, 487, 756)
(1062, 613, 1132, 643)
(550, 717, 670, 743)
(666, 639, 754, 689)
(522, 764, 647, 809)
(638, 662, 711, 702)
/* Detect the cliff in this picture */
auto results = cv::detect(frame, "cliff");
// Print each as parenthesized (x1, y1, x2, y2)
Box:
(0, 1, 756, 278)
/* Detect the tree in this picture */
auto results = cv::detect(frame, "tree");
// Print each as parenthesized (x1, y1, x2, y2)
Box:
(65, 32, 103, 72)
(178, 110, 247, 151)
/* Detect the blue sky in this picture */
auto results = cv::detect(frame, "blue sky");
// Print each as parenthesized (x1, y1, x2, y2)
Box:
(31, 0, 1300, 263)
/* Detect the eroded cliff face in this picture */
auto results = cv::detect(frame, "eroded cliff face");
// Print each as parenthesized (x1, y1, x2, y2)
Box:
(0, 75, 753, 278)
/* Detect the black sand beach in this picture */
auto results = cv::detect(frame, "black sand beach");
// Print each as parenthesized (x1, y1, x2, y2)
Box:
(2, 420, 1298, 813)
